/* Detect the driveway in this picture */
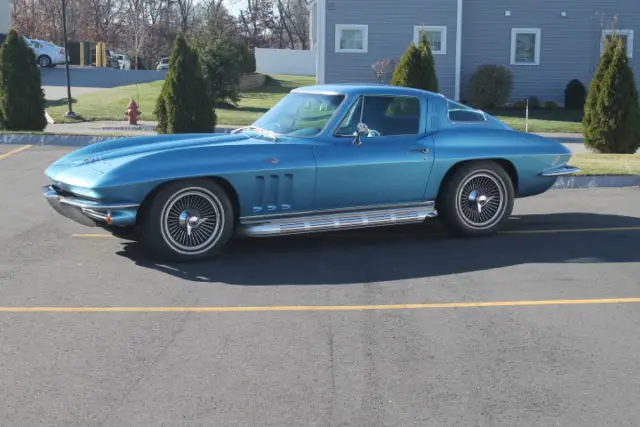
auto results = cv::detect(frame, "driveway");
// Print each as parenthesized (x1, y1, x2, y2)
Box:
(1, 143, 639, 426)
(41, 66, 167, 101)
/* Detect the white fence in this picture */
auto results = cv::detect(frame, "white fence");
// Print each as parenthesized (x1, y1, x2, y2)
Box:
(255, 48, 316, 77)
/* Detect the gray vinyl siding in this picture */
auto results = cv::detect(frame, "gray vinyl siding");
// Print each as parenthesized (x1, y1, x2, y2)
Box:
(324, 0, 458, 99)
(461, 0, 640, 105)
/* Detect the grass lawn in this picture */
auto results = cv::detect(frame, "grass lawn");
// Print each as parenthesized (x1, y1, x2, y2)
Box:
(571, 153, 640, 176)
(47, 74, 317, 125)
(48, 73, 585, 133)
(488, 108, 584, 133)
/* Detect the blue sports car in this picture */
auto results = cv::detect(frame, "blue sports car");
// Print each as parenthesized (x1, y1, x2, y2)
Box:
(43, 84, 580, 261)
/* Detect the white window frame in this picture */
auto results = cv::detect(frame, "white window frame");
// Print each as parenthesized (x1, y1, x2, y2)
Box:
(601, 29, 634, 59)
(413, 25, 447, 55)
(335, 24, 368, 53)
(510, 28, 541, 66)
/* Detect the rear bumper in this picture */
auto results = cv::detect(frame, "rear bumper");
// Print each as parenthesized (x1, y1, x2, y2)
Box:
(43, 185, 140, 227)
(540, 164, 581, 177)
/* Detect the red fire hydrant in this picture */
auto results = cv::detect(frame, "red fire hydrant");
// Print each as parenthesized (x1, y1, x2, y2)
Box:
(125, 100, 141, 125)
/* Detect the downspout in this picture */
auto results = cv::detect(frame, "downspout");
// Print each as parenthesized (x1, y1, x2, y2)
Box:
(316, 0, 327, 84)
(455, 0, 463, 100)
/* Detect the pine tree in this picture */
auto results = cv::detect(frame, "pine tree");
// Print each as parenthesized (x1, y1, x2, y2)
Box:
(583, 36, 640, 154)
(390, 33, 438, 93)
(0, 29, 47, 131)
(154, 32, 215, 134)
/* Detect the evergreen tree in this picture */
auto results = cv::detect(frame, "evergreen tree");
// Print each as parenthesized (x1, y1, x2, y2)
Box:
(0, 29, 47, 131)
(154, 32, 215, 134)
(391, 33, 438, 93)
(583, 36, 640, 154)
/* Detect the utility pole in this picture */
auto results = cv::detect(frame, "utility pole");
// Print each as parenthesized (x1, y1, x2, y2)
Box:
(61, 0, 76, 118)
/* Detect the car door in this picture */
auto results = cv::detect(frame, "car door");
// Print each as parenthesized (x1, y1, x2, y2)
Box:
(312, 94, 434, 210)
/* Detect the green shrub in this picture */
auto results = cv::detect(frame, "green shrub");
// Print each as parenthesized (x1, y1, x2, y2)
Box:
(583, 36, 640, 154)
(564, 79, 587, 110)
(543, 100, 558, 109)
(391, 33, 438, 93)
(466, 64, 512, 109)
(195, 35, 243, 107)
(0, 29, 47, 131)
(238, 42, 256, 74)
(154, 32, 215, 134)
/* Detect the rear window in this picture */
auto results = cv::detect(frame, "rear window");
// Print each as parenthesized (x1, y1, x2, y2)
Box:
(446, 100, 486, 123)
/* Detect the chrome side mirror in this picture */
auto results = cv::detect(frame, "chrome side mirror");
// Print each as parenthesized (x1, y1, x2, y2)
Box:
(353, 122, 369, 145)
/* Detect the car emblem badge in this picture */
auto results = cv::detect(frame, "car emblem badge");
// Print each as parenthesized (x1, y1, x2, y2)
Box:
(267, 158, 279, 164)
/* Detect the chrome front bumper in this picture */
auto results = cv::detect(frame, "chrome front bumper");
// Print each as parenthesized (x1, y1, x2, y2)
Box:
(540, 164, 581, 177)
(43, 185, 140, 227)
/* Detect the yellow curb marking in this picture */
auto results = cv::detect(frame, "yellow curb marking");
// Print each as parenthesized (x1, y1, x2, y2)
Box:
(1, 298, 640, 313)
(0, 144, 32, 159)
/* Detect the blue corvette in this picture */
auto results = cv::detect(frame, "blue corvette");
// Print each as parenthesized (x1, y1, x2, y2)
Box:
(43, 84, 580, 261)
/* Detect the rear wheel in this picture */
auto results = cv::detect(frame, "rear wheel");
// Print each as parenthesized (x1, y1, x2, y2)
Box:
(436, 161, 514, 237)
(38, 55, 51, 67)
(140, 179, 235, 262)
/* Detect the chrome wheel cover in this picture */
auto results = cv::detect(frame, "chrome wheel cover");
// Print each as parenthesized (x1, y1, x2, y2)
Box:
(455, 170, 507, 230)
(159, 187, 224, 255)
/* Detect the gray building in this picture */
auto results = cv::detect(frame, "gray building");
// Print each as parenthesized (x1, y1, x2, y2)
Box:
(308, 0, 639, 105)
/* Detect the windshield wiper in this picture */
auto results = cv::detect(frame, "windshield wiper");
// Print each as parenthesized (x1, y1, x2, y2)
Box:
(231, 125, 279, 142)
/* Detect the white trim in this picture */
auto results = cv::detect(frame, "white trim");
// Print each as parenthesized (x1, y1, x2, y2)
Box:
(510, 28, 541, 66)
(316, 0, 326, 83)
(306, 0, 317, 10)
(454, 0, 463, 100)
(335, 24, 369, 53)
(600, 29, 634, 59)
(413, 25, 447, 55)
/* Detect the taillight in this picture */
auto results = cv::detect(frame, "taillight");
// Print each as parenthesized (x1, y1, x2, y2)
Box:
(59, 49, 65, 55)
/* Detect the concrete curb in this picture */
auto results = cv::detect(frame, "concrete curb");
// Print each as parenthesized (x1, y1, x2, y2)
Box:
(1, 133, 638, 189)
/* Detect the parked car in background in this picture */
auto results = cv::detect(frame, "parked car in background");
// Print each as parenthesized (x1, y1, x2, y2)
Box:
(156, 57, 169, 70)
(24, 37, 67, 67)
(112, 53, 132, 70)
(42, 84, 581, 262)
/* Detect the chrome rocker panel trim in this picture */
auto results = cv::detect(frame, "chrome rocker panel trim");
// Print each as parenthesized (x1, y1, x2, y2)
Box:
(43, 185, 140, 227)
(540, 164, 581, 177)
(238, 201, 438, 237)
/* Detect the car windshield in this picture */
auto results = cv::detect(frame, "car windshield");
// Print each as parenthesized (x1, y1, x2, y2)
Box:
(251, 92, 346, 137)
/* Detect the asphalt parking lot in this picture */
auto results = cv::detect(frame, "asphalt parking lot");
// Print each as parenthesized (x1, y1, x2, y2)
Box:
(1, 144, 640, 426)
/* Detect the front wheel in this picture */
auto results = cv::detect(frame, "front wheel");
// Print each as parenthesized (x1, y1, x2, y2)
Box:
(140, 179, 235, 262)
(436, 161, 515, 237)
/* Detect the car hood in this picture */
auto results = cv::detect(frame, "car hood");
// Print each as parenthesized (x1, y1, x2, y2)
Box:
(45, 132, 272, 186)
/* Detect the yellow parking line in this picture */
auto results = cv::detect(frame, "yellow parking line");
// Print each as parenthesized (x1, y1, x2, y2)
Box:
(0, 144, 32, 159)
(1, 297, 639, 313)
(71, 226, 640, 239)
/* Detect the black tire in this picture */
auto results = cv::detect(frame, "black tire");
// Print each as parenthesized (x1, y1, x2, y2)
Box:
(139, 179, 235, 262)
(38, 55, 51, 67)
(436, 160, 515, 237)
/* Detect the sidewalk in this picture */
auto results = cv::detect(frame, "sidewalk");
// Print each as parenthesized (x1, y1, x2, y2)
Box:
(45, 120, 586, 139)
(44, 120, 238, 136)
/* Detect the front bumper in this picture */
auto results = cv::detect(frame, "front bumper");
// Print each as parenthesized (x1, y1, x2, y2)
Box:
(540, 164, 581, 177)
(43, 185, 140, 227)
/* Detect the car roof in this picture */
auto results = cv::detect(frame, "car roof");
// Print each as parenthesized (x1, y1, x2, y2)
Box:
(292, 83, 446, 100)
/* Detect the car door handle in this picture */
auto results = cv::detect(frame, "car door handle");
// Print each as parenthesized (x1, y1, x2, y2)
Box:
(411, 148, 429, 154)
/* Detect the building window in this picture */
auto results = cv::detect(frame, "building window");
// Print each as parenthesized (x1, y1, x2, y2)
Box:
(510, 28, 541, 65)
(414, 26, 447, 54)
(601, 30, 634, 59)
(335, 24, 368, 53)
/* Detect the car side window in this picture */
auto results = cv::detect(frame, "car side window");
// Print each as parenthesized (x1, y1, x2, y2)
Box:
(335, 95, 421, 137)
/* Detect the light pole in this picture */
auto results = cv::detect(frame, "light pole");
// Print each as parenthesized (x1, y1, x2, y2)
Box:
(61, 0, 76, 118)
